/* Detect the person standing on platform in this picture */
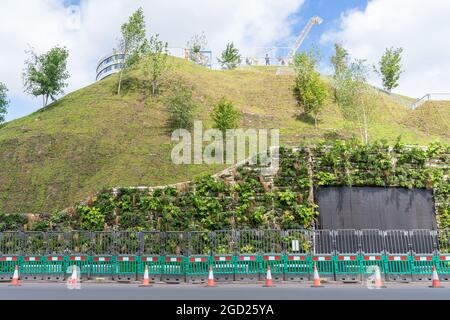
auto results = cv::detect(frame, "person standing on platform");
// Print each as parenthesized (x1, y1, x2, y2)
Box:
(265, 54, 270, 66)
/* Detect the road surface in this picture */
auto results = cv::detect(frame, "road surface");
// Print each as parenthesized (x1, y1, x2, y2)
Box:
(0, 282, 449, 300)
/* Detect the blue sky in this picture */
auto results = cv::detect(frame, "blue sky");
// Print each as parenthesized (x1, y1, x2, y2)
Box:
(2, 0, 449, 122)
(294, 0, 367, 61)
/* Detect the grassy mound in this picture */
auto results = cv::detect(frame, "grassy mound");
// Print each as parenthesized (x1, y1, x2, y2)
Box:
(0, 57, 448, 213)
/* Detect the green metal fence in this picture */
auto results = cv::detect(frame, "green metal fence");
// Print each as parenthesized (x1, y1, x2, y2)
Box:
(333, 255, 361, 281)
(115, 256, 138, 281)
(137, 256, 161, 281)
(20, 256, 44, 280)
(0, 256, 19, 280)
(0, 229, 449, 283)
(90, 256, 115, 279)
(0, 253, 448, 282)
(43, 256, 65, 281)
(284, 254, 311, 281)
(65, 255, 90, 280)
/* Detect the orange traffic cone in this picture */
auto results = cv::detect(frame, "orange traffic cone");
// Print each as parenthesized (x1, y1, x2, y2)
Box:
(263, 264, 274, 287)
(9, 265, 20, 287)
(311, 264, 323, 288)
(139, 265, 152, 287)
(70, 265, 78, 287)
(430, 265, 444, 288)
(373, 266, 386, 289)
(206, 266, 217, 287)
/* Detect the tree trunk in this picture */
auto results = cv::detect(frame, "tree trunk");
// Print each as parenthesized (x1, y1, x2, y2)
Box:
(117, 69, 124, 95)
(362, 109, 368, 144)
(306, 147, 315, 206)
(356, 112, 364, 143)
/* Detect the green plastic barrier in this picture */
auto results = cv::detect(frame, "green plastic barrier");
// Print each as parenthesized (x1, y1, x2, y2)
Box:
(186, 256, 209, 275)
(361, 255, 385, 275)
(0, 256, 20, 281)
(43, 256, 65, 281)
(235, 255, 260, 281)
(410, 255, 435, 281)
(138, 256, 161, 281)
(65, 255, 90, 280)
(436, 255, 450, 281)
(211, 256, 234, 281)
(161, 256, 185, 282)
(311, 255, 334, 280)
(384, 255, 412, 282)
(260, 255, 284, 281)
(333, 255, 361, 281)
(20, 256, 44, 280)
(115, 256, 138, 281)
(186, 256, 210, 283)
(90, 256, 115, 279)
(284, 254, 311, 281)
(162, 256, 185, 274)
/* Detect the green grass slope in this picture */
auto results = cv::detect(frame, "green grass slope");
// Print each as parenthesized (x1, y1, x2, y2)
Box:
(0, 57, 448, 213)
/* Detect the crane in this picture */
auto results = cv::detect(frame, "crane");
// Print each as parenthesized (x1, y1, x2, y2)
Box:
(287, 16, 323, 63)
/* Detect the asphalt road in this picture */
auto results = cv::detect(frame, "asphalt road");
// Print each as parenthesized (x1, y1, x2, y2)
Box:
(0, 282, 449, 300)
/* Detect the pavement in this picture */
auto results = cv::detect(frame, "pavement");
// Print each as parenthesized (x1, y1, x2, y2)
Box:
(0, 281, 449, 300)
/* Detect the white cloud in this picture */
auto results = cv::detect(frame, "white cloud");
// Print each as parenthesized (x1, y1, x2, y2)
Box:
(321, 0, 450, 98)
(0, 0, 304, 120)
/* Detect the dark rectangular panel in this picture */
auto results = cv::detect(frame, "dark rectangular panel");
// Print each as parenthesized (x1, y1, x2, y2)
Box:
(315, 187, 436, 230)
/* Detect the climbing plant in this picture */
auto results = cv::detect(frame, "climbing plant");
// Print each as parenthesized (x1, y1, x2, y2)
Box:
(1, 139, 448, 232)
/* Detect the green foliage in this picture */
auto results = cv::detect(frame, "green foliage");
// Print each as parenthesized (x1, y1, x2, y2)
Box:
(0, 214, 27, 231)
(315, 172, 337, 186)
(330, 43, 350, 88)
(117, 7, 148, 95)
(22, 46, 69, 107)
(331, 53, 375, 143)
(374, 47, 403, 92)
(0, 52, 447, 215)
(217, 42, 242, 70)
(77, 205, 105, 231)
(293, 51, 328, 127)
(293, 204, 318, 228)
(142, 34, 169, 96)
(438, 206, 450, 230)
(0, 139, 447, 232)
(211, 97, 241, 133)
(277, 190, 297, 206)
(0, 82, 8, 123)
(166, 81, 198, 129)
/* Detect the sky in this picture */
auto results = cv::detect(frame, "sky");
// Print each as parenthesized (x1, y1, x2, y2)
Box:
(0, 0, 449, 122)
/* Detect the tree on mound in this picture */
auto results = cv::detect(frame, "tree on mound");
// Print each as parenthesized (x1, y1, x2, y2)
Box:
(116, 7, 148, 95)
(0, 82, 9, 124)
(22, 46, 69, 107)
(212, 98, 242, 134)
(218, 42, 242, 70)
(142, 34, 169, 97)
(293, 51, 328, 128)
(374, 47, 404, 93)
(167, 81, 198, 130)
(330, 44, 377, 144)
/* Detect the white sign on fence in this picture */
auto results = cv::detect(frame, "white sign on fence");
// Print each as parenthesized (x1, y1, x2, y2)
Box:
(292, 240, 300, 252)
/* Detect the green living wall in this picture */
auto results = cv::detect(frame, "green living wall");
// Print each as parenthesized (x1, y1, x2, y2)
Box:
(0, 139, 448, 232)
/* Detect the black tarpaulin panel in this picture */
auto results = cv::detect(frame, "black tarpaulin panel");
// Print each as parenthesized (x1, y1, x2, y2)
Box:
(315, 187, 436, 230)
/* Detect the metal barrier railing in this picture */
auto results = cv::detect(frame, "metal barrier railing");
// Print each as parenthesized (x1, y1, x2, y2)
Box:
(0, 229, 446, 256)
(360, 229, 385, 254)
